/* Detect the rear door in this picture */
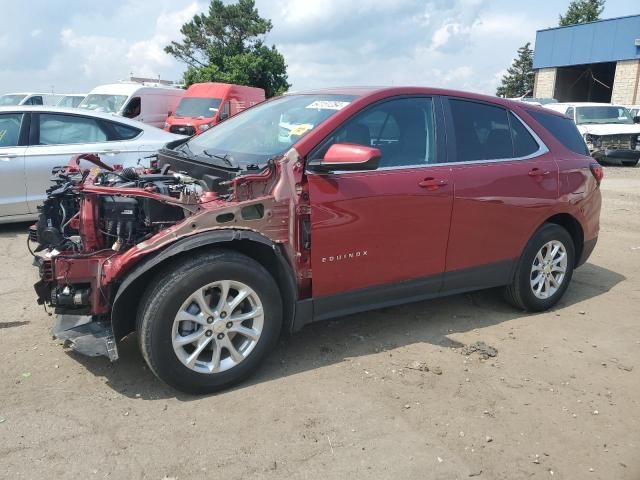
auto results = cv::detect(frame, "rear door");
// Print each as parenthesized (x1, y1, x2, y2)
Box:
(307, 96, 453, 306)
(0, 112, 29, 217)
(442, 98, 559, 291)
(24, 112, 142, 212)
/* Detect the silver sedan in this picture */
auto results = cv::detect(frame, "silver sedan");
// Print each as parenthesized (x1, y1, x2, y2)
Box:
(0, 106, 186, 223)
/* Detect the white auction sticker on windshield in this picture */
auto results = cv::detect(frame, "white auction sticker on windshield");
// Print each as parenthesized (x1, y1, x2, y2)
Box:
(306, 100, 351, 110)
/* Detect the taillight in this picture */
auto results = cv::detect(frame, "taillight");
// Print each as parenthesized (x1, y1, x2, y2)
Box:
(590, 163, 604, 185)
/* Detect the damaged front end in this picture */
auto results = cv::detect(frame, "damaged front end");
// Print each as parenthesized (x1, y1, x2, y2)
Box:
(31, 150, 307, 360)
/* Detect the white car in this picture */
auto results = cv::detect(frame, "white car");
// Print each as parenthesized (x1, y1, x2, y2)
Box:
(0, 106, 186, 223)
(545, 102, 640, 166)
(0, 92, 64, 106)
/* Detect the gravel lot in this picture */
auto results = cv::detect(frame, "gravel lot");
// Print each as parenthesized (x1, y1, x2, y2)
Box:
(1, 166, 638, 480)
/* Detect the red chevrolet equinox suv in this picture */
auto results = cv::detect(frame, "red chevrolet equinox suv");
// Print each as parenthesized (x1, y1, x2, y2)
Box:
(31, 87, 602, 393)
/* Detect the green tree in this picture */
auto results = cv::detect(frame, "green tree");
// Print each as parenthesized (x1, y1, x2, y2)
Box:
(559, 0, 605, 26)
(496, 42, 534, 98)
(165, 0, 290, 97)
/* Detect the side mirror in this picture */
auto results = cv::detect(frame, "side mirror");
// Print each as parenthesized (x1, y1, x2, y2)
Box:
(633, 116, 640, 124)
(167, 111, 173, 117)
(219, 111, 229, 121)
(311, 143, 381, 172)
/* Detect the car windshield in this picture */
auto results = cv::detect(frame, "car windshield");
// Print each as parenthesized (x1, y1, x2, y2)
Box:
(0, 94, 26, 106)
(78, 94, 129, 113)
(576, 106, 634, 125)
(175, 97, 222, 118)
(57, 96, 84, 108)
(182, 94, 356, 167)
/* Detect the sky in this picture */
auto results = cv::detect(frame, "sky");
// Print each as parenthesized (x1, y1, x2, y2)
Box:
(1, 0, 637, 96)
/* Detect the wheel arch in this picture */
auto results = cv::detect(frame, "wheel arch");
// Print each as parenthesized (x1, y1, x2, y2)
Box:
(110, 230, 297, 341)
(541, 213, 584, 267)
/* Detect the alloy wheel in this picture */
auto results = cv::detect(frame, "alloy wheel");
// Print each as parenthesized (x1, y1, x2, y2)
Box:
(171, 280, 264, 374)
(530, 240, 568, 300)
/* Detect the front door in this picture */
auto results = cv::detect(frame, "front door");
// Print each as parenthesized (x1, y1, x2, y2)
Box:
(0, 112, 28, 217)
(307, 96, 453, 306)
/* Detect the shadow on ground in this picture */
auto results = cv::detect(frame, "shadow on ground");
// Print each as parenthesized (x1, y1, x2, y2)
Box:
(65, 262, 625, 401)
(0, 221, 33, 239)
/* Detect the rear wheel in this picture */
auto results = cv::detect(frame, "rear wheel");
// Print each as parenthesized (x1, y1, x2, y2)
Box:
(137, 250, 282, 394)
(504, 223, 575, 311)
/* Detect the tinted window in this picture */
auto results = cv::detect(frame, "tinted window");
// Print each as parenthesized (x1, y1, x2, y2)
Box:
(314, 97, 435, 168)
(0, 113, 23, 147)
(509, 112, 539, 157)
(29, 96, 43, 105)
(565, 107, 574, 120)
(528, 110, 588, 156)
(450, 99, 514, 162)
(122, 97, 141, 118)
(107, 121, 142, 140)
(38, 114, 107, 145)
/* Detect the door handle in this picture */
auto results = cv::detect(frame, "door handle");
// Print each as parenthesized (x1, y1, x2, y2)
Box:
(103, 149, 121, 155)
(418, 177, 448, 190)
(0, 154, 15, 161)
(528, 168, 550, 177)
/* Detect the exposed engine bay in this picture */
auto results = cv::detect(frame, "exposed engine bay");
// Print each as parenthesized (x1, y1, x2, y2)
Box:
(30, 150, 304, 359)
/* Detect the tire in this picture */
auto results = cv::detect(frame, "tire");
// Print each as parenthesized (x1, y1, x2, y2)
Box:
(137, 249, 282, 394)
(504, 223, 575, 312)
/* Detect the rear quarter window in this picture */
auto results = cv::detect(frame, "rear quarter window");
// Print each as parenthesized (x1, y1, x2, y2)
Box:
(528, 110, 588, 156)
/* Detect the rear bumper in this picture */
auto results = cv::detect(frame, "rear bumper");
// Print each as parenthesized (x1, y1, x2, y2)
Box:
(577, 237, 598, 268)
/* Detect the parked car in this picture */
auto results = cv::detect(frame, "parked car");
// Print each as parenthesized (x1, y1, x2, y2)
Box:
(78, 82, 185, 128)
(0, 92, 64, 106)
(31, 87, 602, 394)
(0, 105, 186, 223)
(545, 102, 640, 166)
(164, 82, 265, 136)
(57, 94, 87, 108)
(624, 105, 640, 118)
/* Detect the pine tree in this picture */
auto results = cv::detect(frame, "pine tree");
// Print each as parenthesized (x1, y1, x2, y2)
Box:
(559, 0, 605, 26)
(166, 0, 289, 97)
(496, 42, 534, 98)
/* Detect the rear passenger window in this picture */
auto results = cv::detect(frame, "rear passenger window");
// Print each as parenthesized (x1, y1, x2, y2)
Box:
(509, 112, 539, 157)
(528, 110, 588, 156)
(38, 114, 107, 145)
(107, 121, 142, 140)
(449, 99, 512, 162)
(0, 113, 23, 147)
(313, 97, 436, 168)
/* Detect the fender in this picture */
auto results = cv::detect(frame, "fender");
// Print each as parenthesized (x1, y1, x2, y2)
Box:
(110, 229, 298, 340)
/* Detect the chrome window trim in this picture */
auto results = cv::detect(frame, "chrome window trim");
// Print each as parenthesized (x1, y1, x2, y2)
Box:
(308, 109, 550, 175)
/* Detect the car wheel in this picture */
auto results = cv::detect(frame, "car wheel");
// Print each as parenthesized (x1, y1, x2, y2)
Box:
(504, 223, 575, 312)
(137, 249, 282, 394)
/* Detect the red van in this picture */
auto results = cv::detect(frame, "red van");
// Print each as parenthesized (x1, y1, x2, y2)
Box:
(164, 83, 265, 136)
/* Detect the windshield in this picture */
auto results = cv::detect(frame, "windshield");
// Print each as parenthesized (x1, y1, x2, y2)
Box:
(0, 94, 26, 106)
(576, 106, 634, 125)
(78, 94, 129, 113)
(181, 94, 356, 167)
(57, 95, 84, 108)
(175, 97, 221, 118)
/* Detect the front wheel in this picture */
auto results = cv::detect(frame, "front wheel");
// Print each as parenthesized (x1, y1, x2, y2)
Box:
(504, 223, 575, 312)
(137, 249, 282, 394)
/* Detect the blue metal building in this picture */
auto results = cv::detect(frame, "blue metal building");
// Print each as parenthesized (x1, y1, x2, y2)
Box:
(532, 15, 640, 104)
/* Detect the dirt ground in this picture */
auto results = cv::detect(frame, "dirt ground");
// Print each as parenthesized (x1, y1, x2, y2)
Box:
(0, 166, 638, 480)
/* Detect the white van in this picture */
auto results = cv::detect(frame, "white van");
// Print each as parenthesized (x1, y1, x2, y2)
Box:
(78, 83, 185, 128)
(0, 92, 64, 106)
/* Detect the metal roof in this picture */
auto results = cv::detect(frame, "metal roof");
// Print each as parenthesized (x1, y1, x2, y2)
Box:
(533, 14, 640, 69)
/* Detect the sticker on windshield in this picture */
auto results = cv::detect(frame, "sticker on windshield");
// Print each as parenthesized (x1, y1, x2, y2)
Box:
(306, 100, 351, 111)
(288, 123, 314, 136)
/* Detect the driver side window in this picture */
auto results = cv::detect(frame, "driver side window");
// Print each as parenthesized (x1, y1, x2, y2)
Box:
(122, 97, 141, 118)
(312, 97, 435, 168)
